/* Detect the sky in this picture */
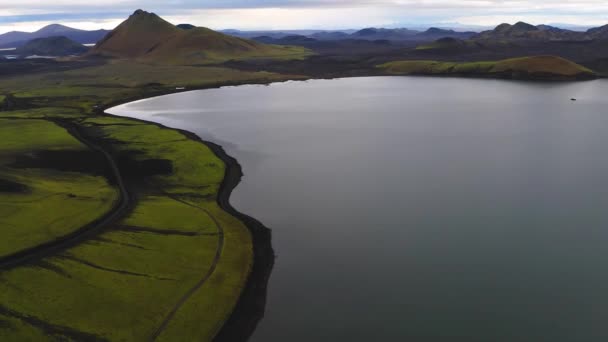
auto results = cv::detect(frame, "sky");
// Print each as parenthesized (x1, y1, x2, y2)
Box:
(1, 0, 608, 34)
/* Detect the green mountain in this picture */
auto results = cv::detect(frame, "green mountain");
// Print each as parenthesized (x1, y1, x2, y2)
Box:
(476, 22, 581, 40)
(16, 36, 88, 56)
(90, 9, 309, 64)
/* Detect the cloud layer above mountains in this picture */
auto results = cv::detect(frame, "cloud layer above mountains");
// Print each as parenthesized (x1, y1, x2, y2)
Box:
(1, 0, 608, 33)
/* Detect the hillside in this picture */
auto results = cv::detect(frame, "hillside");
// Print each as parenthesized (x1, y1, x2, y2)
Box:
(0, 24, 109, 48)
(378, 56, 596, 80)
(92, 10, 180, 58)
(91, 10, 309, 64)
(475, 22, 590, 41)
(16, 36, 88, 56)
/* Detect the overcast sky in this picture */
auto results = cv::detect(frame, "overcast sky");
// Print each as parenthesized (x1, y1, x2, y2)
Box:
(1, 0, 608, 34)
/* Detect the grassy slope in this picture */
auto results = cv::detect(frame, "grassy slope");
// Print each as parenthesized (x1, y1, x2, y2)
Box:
(92, 10, 310, 65)
(91, 10, 179, 58)
(0, 61, 302, 340)
(5, 60, 295, 99)
(143, 27, 309, 65)
(0, 119, 118, 259)
(379, 56, 596, 79)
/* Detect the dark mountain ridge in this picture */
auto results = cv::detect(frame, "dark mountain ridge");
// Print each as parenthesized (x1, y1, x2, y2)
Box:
(225, 27, 476, 42)
(223, 22, 608, 43)
(0, 24, 110, 48)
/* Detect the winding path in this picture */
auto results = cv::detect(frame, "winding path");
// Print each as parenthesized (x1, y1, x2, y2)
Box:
(0, 119, 132, 270)
(149, 194, 225, 341)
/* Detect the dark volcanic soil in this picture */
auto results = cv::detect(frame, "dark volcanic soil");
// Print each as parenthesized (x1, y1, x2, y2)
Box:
(10, 150, 111, 177)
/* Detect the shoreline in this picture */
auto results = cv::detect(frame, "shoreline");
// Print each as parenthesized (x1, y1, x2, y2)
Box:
(101, 94, 276, 341)
(95, 73, 599, 120)
(378, 71, 600, 82)
(93, 71, 602, 120)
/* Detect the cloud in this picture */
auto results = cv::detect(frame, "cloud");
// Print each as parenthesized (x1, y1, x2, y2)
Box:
(2, 0, 608, 33)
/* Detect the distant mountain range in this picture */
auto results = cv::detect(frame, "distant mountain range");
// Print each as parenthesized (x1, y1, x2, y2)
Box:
(224, 22, 608, 43)
(0, 24, 110, 48)
(349, 27, 476, 41)
(220, 29, 357, 40)
(6, 15, 608, 66)
(225, 27, 476, 42)
(5, 20, 608, 54)
(89, 10, 308, 64)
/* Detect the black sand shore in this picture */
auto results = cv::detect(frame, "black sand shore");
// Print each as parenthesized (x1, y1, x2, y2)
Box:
(101, 101, 275, 341)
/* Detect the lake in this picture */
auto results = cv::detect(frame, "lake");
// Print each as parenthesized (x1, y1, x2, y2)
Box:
(109, 77, 608, 342)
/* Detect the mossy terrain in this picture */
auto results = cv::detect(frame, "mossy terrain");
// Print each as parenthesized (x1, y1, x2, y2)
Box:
(0, 119, 118, 259)
(0, 59, 301, 341)
(378, 55, 597, 80)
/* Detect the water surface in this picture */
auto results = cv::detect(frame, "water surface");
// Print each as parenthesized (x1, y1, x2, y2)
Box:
(110, 77, 608, 342)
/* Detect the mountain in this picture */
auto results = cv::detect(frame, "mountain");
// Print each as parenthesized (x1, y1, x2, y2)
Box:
(475, 22, 582, 40)
(92, 9, 179, 58)
(317, 27, 474, 41)
(416, 28, 476, 40)
(253, 35, 317, 44)
(351, 28, 420, 40)
(221, 29, 337, 39)
(474, 22, 608, 41)
(15, 36, 88, 56)
(37, 24, 81, 36)
(587, 24, 608, 39)
(221, 23, 608, 44)
(90, 9, 308, 64)
(0, 24, 109, 48)
(537, 24, 564, 32)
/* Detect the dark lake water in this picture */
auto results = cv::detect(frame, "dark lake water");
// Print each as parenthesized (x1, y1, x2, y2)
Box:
(109, 77, 608, 342)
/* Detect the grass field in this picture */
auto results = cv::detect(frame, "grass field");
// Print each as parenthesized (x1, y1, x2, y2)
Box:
(2, 60, 303, 112)
(0, 116, 251, 340)
(0, 60, 299, 341)
(0, 119, 118, 259)
(378, 56, 596, 80)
